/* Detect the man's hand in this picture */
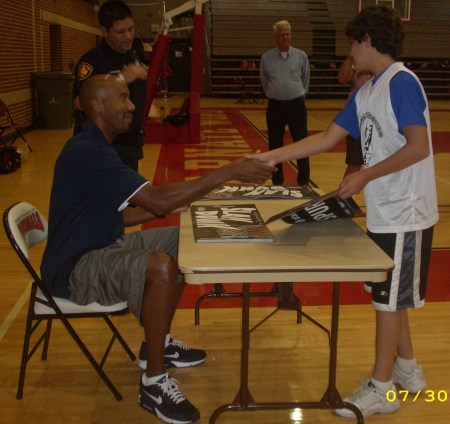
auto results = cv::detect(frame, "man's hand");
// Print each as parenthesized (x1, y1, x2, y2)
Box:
(170, 205, 189, 214)
(121, 62, 148, 83)
(226, 157, 276, 184)
(130, 158, 275, 217)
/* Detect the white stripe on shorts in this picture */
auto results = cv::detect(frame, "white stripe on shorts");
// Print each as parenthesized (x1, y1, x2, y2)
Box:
(375, 230, 425, 312)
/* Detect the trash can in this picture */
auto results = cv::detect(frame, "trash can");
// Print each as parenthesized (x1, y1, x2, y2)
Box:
(31, 72, 75, 129)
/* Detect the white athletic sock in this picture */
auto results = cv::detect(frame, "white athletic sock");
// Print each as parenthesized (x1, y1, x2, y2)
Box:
(395, 356, 418, 373)
(370, 377, 393, 393)
(142, 372, 167, 386)
(165, 333, 172, 347)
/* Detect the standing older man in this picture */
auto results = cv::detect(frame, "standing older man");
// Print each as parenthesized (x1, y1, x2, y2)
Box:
(260, 20, 310, 186)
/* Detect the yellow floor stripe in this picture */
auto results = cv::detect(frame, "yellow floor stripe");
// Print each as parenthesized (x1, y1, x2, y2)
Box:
(0, 282, 30, 341)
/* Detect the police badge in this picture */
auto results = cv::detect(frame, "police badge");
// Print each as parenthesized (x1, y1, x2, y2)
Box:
(77, 62, 94, 80)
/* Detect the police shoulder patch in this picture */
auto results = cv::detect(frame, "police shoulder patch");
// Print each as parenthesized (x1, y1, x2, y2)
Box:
(77, 62, 94, 80)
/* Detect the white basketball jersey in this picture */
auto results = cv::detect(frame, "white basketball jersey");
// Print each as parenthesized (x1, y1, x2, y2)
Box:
(355, 62, 438, 233)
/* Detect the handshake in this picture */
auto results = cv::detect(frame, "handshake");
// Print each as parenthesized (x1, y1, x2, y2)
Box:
(225, 154, 277, 185)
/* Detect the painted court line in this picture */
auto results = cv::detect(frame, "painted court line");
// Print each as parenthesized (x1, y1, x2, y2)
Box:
(0, 282, 30, 341)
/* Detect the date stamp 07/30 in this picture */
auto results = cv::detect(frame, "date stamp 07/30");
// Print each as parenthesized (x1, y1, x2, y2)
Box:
(386, 390, 448, 403)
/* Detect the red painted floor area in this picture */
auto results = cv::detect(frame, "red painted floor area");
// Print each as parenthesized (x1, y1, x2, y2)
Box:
(143, 108, 450, 308)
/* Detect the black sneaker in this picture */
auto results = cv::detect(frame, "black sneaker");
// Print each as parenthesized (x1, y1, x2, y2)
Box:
(138, 335, 207, 370)
(139, 373, 200, 423)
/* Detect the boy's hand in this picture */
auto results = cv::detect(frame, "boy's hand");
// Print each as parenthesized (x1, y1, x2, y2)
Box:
(227, 157, 276, 184)
(339, 170, 367, 199)
(246, 150, 277, 167)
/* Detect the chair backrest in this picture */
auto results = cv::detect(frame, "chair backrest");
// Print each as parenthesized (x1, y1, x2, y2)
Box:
(4, 202, 129, 317)
(0, 99, 9, 132)
(3, 202, 48, 268)
(0, 98, 8, 116)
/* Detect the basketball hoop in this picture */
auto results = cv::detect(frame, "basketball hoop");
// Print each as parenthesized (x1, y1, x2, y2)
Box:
(357, 0, 412, 23)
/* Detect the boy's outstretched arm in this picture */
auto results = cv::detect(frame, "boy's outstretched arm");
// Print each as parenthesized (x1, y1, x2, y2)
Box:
(249, 122, 348, 166)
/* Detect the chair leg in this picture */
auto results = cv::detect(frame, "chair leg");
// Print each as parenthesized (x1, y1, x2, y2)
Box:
(59, 316, 123, 400)
(17, 318, 53, 399)
(17, 302, 35, 399)
(17, 344, 30, 399)
(41, 319, 52, 360)
(17, 287, 125, 400)
(102, 316, 137, 362)
(18, 133, 33, 152)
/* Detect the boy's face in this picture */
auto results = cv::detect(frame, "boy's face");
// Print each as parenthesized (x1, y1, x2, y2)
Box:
(349, 38, 369, 71)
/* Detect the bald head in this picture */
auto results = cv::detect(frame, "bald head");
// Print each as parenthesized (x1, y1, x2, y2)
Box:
(77, 74, 135, 141)
(78, 74, 125, 117)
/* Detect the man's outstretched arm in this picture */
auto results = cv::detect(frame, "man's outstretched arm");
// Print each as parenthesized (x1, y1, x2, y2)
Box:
(130, 157, 276, 217)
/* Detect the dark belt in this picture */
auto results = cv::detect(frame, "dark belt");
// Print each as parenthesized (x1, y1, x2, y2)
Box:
(268, 96, 304, 105)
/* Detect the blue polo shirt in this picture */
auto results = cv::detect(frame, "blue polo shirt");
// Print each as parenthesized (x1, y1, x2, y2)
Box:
(40, 122, 148, 298)
(260, 46, 310, 100)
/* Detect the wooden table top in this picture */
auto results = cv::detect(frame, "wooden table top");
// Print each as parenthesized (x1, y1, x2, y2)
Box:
(179, 199, 394, 284)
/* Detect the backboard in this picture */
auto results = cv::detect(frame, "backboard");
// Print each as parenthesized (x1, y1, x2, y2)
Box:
(358, 0, 412, 23)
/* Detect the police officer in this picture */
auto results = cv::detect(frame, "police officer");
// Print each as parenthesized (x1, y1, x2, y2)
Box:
(74, 0, 148, 170)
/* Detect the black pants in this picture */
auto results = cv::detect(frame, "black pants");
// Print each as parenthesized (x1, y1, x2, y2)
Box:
(112, 143, 139, 171)
(345, 135, 364, 166)
(266, 97, 310, 185)
(112, 132, 144, 172)
(74, 110, 142, 172)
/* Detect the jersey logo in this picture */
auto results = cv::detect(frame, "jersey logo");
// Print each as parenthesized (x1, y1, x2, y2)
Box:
(77, 62, 94, 80)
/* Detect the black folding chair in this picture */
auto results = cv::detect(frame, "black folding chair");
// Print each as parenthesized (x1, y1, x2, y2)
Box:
(3, 202, 136, 401)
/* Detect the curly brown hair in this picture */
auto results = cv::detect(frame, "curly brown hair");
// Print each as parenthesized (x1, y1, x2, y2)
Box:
(345, 5, 405, 59)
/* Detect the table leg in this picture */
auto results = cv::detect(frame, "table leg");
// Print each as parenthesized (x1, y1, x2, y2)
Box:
(236, 283, 253, 405)
(195, 283, 301, 325)
(322, 281, 341, 402)
(276, 282, 302, 322)
(195, 283, 243, 325)
(319, 282, 364, 423)
(209, 281, 364, 424)
(209, 283, 254, 424)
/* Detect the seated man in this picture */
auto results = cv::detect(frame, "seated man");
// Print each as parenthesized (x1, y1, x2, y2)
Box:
(40, 74, 275, 424)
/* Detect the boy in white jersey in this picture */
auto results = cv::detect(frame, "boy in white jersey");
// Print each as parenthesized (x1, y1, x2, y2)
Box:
(250, 5, 438, 418)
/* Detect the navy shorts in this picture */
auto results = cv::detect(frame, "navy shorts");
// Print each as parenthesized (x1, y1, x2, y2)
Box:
(367, 227, 434, 311)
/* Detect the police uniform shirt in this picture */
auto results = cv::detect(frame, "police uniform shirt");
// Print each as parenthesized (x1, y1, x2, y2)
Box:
(74, 39, 147, 135)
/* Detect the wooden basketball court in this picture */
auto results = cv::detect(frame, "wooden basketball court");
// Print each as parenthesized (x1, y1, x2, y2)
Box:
(0, 96, 448, 424)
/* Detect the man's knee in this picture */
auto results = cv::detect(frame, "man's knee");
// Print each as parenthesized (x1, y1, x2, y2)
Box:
(145, 251, 178, 285)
